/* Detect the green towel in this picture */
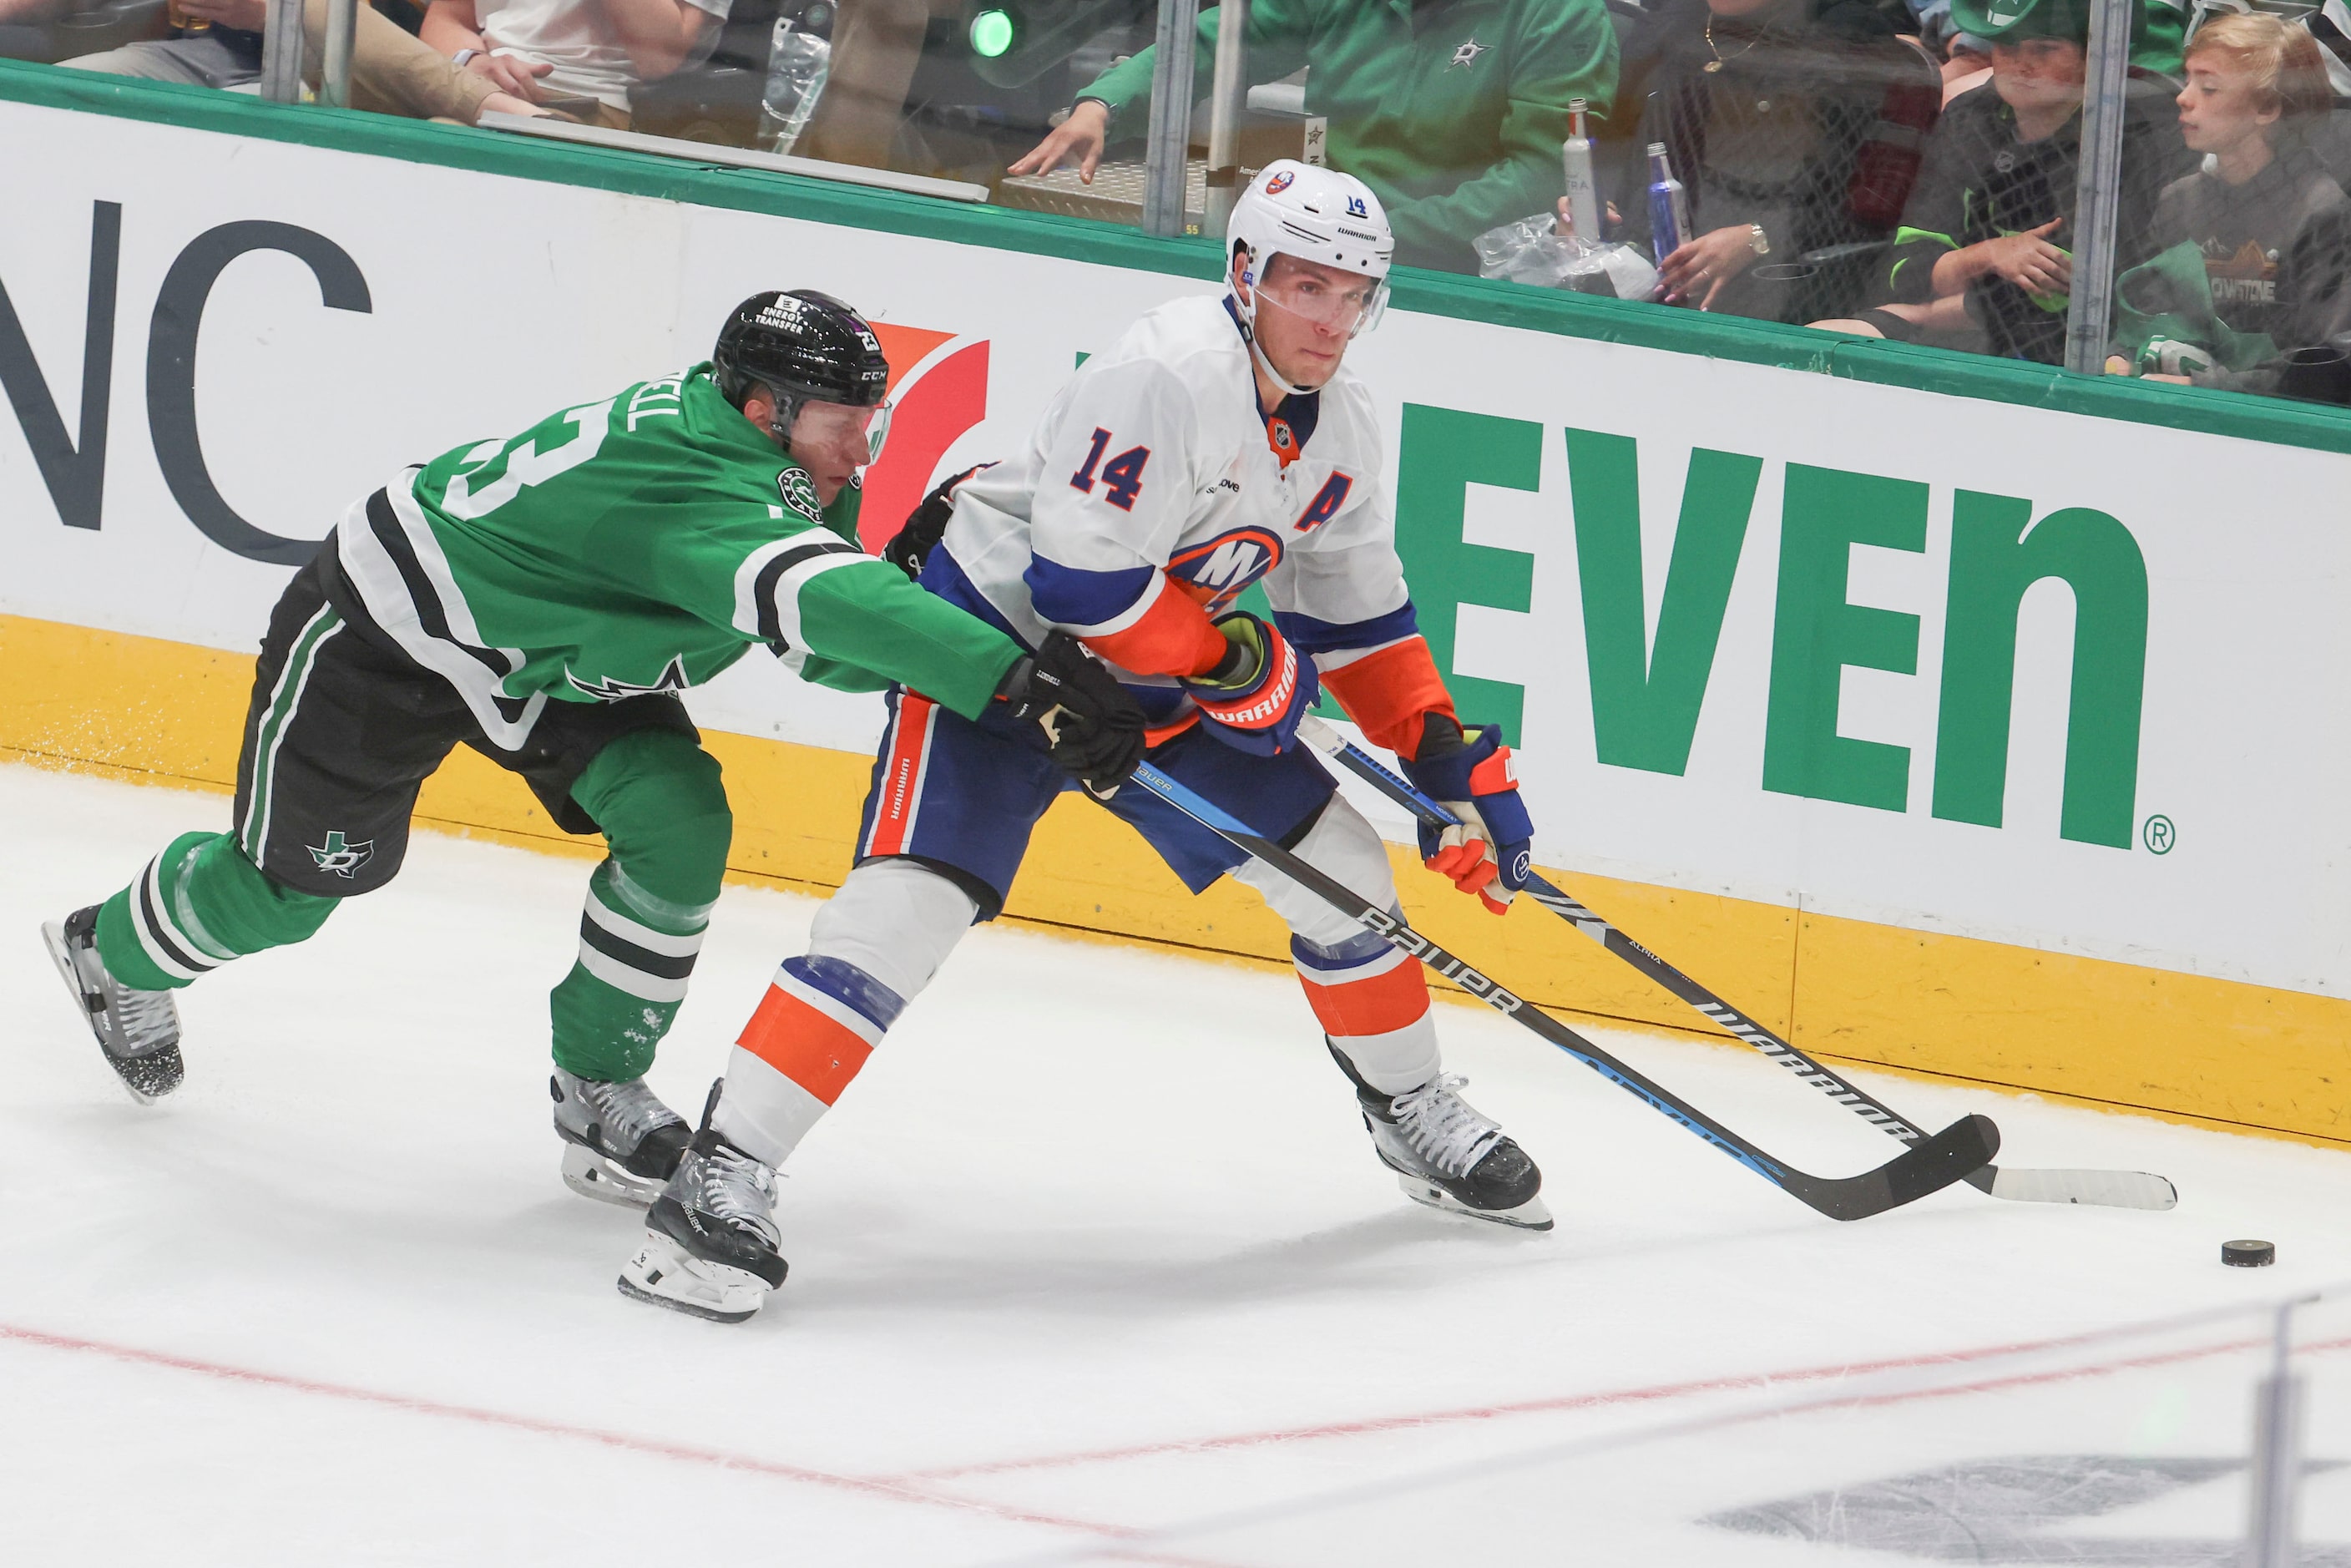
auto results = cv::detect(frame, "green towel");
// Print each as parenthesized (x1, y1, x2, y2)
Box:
(2112, 239, 2278, 375)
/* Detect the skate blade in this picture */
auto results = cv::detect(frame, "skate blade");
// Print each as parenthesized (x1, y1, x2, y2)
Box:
(41, 920, 178, 1107)
(560, 1142, 661, 1209)
(1397, 1175, 1555, 1232)
(616, 1232, 771, 1324)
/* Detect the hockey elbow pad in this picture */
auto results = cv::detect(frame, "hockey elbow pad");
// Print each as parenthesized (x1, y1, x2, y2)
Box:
(1180, 611, 1320, 756)
(1402, 716, 1533, 914)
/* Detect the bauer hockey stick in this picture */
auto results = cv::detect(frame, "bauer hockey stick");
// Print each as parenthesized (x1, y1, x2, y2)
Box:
(1126, 757, 1999, 1222)
(1297, 717, 2179, 1212)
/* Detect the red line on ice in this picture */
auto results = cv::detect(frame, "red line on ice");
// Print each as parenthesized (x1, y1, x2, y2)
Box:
(902, 1315, 2303, 1480)
(0, 1319, 1227, 1564)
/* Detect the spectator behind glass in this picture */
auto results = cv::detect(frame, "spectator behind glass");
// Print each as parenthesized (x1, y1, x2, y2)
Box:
(1009, 0, 1620, 276)
(1811, 0, 2186, 362)
(2120, 13, 2348, 392)
(0, 0, 68, 61)
(58, 0, 552, 123)
(419, 0, 727, 130)
(1598, 0, 1944, 322)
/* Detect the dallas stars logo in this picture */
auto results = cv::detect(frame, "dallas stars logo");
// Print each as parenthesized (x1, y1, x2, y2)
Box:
(565, 654, 692, 703)
(309, 830, 374, 878)
(1449, 37, 1488, 68)
(778, 467, 825, 524)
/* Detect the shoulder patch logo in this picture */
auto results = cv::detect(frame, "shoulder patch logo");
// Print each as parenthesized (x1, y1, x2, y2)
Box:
(778, 468, 825, 522)
(309, 830, 375, 879)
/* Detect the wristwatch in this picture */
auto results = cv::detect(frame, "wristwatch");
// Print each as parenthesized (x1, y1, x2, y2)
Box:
(1747, 223, 1772, 257)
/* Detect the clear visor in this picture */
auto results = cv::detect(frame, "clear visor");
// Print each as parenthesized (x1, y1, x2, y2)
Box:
(1254, 267, 1389, 339)
(791, 397, 892, 466)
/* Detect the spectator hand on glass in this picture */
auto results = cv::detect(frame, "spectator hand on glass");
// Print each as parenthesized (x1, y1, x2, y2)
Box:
(1009, 99, 1111, 184)
(1657, 225, 1762, 310)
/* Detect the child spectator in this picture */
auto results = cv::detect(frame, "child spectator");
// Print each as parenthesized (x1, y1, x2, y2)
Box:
(1811, 0, 2185, 362)
(2116, 13, 2348, 392)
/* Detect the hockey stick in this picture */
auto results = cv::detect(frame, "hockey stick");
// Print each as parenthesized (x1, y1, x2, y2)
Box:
(1126, 757, 1999, 1222)
(1297, 717, 2178, 1212)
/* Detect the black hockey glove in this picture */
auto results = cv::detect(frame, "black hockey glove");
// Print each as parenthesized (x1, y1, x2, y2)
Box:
(995, 632, 1147, 789)
(882, 463, 991, 579)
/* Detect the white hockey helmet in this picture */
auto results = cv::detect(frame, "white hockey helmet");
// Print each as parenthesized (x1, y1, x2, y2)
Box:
(1226, 161, 1393, 392)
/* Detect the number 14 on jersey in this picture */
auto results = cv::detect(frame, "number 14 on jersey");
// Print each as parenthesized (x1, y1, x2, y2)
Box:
(1071, 428, 1150, 513)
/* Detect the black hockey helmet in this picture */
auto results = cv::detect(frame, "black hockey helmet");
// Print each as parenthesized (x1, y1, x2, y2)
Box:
(713, 290, 892, 449)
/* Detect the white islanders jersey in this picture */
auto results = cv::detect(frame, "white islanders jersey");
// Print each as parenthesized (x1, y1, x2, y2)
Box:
(926, 294, 1418, 726)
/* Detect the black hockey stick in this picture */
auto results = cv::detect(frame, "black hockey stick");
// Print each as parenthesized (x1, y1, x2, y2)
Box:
(1298, 719, 2177, 1212)
(1127, 758, 1998, 1222)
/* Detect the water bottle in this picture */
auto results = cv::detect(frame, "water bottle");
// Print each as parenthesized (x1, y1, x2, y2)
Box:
(1646, 142, 1691, 260)
(761, 0, 836, 156)
(1561, 99, 1601, 242)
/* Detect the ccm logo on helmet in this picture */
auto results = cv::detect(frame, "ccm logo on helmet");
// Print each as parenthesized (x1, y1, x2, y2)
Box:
(1265, 169, 1296, 195)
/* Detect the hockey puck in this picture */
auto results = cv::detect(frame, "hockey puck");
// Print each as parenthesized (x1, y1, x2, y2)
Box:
(2222, 1239, 2276, 1267)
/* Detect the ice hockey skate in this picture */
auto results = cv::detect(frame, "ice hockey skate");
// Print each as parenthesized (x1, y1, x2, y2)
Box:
(41, 905, 185, 1105)
(551, 1068, 691, 1207)
(1336, 1048, 1550, 1231)
(618, 1085, 787, 1323)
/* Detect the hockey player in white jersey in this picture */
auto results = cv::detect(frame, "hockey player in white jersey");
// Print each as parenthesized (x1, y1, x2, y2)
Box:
(620, 162, 1552, 1323)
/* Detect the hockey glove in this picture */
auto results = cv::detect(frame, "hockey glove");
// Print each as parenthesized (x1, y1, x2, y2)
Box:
(1181, 611, 1319, 756)
(996, 632, 1147, 788)
(1402, 716, 1533, 915)
(882, 463, 990, 580)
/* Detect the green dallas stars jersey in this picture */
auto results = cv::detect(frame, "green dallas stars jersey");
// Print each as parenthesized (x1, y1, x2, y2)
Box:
(331, 362, 1021, 751)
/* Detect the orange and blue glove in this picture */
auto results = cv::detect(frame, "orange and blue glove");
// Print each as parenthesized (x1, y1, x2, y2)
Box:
(1402, 716, 1531, 914)
(1182, 610, 1319, 755)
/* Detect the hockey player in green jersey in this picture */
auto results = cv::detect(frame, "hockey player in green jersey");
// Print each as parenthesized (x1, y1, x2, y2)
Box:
(41, 289, 1145, 1206)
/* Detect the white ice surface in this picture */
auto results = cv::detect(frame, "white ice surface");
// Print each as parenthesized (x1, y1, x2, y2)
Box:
(3, 761, 2349, 1566)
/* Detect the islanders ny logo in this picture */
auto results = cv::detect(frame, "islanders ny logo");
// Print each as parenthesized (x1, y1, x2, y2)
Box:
(857, 321, 994, 554)
(1266, 169, 1296, 195)
(1169, 525, 1287, 615)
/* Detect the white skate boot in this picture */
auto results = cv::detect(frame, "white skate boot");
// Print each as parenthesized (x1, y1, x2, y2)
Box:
(618, 1083, 786, 1323)
(1333, 1044, 1551, 1230)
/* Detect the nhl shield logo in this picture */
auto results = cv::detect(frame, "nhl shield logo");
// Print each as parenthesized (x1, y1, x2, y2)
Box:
(309, 830, 374, 878)
(778, 467, 825, 523)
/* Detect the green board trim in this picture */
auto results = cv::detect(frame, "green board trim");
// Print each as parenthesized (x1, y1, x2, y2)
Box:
(10, 57, 2351, 458)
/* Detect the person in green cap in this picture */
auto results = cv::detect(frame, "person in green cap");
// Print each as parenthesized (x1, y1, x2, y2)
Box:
(1954, 0, 2188, 76)
(1811, 0, 2188, 361)
(1008, 0, 1619, 275)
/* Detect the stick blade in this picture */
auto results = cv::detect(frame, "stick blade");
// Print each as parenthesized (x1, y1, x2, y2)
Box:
(1980, 1165, 2178, 1210)
(1791, 1113, 2002, 1222)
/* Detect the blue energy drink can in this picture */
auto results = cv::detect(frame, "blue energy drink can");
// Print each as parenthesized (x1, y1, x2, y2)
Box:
(1646, 142, 1690, 259)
